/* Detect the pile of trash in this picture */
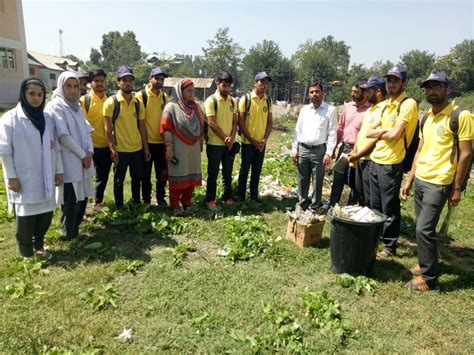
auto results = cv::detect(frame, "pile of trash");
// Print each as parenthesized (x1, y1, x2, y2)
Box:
(259, 175, 297, 201)
(331, 204, 386, 223)
(287, 205, 325, 225)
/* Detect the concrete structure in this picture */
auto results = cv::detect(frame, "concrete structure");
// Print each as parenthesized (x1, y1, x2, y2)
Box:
(28, 51, 78, 91)
(0, 0, 29, 107)
(163, 77, 215, 101)
(28, 57, 43, 78)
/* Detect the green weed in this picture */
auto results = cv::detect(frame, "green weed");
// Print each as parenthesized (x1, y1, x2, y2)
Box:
(81, 283, 119, 312)
(336, 274, 378, 295)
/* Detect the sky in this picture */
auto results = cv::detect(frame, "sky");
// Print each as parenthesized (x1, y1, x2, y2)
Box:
(22, 0, 473, 68)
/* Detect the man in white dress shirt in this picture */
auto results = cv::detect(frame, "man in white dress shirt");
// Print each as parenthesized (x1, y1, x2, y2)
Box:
(291, 82, 337, 212)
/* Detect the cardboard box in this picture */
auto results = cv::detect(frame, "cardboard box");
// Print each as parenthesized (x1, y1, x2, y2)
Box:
(286, 215, 324, 248)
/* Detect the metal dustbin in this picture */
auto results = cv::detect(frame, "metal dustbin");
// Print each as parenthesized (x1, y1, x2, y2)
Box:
(329, 209, 387, 276)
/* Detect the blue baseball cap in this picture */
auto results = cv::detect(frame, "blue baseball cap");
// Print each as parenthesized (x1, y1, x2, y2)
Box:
(150, 66, 168, 78)
(361, 75, 385, 89)
(75, 69, 90, 81)
(255, 71, 272, 82)
(384, 64, 407, 81)
(420, 71, 449, 88)
(117, 65, 134, 79)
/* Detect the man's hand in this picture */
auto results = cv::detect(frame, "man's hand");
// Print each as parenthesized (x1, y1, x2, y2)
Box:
(291, 152, 298, 162)
(165, 147, 174, 162)
(400, 181, 412, 200)
(224, 136, 234, 150)
(110, 148, 119, 164)
(250, 138, 260, 150)
(449, 188, 461, 206)
(82, 153, 92, 169)
(258, 138, 267, 152)
(323, 154, 332, 168)
(144, 148, 151, 162)
(8, 178, 20, 193)
(55, 174, 64, 186)
(347, 152, 359, 163)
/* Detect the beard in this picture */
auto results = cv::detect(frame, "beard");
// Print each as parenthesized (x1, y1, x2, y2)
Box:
(427, 95, 445, 105)
(121, 87, 133, 94)
(153, 83, 163, 90)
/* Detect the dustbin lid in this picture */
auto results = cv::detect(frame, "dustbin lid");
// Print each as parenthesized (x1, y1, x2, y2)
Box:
(328, 209, 388, 226)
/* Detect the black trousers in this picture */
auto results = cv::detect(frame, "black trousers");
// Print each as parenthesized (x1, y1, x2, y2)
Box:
(355, 159, 371, 207)
(61, 183, 87, 239)
(238, 144, 265, 201)
(414, 178, 450, 288)
(113, 150, 143, 208)
(206, 144, 234, 202)
(92, 147, 112, 205)
(370, 162, 404, 254)
(142, 143, 167, 203)
(297, 143, 326, 210)
(15, 211, 53, 257)
(330, 143, 358, 206)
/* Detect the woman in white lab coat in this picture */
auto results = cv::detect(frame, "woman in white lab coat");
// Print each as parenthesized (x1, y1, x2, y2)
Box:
(46, 71, 94, 241)
(0, 78, 63, 259)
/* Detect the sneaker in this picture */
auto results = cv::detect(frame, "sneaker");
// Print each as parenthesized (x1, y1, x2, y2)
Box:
(224, 198, 234, 206)
(376, 249, 395, 260)
(409, 264, 421, 276)
(35, 249, 52, 260)
(405, 276, 440, 292)
(207, 201, 219, 211)
(93, 202, 104, 212)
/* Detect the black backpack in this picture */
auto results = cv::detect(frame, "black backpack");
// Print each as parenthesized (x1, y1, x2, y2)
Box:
(139, 89, 167, 109)
(110, 94, 141, 145)
(420, 107, 471, 191)
(380, 96, 418, 173)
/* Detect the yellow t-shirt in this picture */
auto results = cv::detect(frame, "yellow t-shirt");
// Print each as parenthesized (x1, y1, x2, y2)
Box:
(80, 90, 108, 148)
(135, 85, 167, 144)
(103, 91, 145, 153)
(356, 101, 385, 161)
(238, 90, 273, 144)
(415, 103, 473, 185)
(204, 91, 236, 146)
(371, 92, 418, 165)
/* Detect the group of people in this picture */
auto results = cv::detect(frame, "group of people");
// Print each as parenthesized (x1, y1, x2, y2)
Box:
(291, 64, 472, 292)
(1, 63, 472, 292)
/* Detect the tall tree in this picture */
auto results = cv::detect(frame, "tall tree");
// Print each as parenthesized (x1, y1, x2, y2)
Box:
(99, 30, 143, 72)
(400, 49, 436, 81)
(201, 27, 245, 87)
(88, 48, 102, 66)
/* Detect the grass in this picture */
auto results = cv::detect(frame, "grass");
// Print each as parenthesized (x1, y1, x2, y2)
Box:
(0, 120, 473, 353)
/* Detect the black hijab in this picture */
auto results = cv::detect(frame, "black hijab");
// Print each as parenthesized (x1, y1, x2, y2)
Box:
(19, 78, 47, 137)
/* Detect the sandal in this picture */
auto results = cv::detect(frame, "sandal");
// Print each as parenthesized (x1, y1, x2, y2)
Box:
(376, 249, 395, 260)
(35, 249, 52, 260)
(405, 276, 440, 292)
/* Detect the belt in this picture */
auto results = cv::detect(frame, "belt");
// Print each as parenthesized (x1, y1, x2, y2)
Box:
(299, 142, 325, 150)
(342, 142, 354, 149)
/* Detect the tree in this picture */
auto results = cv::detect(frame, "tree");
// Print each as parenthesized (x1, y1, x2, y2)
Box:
(99, 30, 143, 72)
(89, 48, 102, 66)
(242, 40, 295, 100)
(400, 49, 435, 81)
(64, 54, 83, 66)
(369, 60, 394, 77)
(201, 27, 245, 88)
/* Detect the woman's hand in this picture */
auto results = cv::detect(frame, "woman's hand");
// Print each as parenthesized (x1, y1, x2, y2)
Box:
(165, 147, 174, 162)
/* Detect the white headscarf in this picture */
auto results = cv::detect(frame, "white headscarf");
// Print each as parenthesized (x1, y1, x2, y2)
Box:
(52, 71, 81, 112)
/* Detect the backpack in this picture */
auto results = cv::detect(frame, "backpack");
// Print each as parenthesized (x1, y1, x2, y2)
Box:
(84, 93, 91, 113)
(380, 96, 418, 173)
(110, 94, 141, 145)
(203, 94, 236, 143)
(420, 107, 471, 191)
(140, 89, 167, 109)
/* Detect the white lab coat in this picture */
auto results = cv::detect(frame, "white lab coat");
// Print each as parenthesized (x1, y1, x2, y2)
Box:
(0, 104, 63, 216)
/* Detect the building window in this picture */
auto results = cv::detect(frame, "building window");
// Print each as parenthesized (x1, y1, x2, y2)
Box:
(49, 73, 56, 80)
(29, 67, 35, 75)
(0, 48, 16, 69)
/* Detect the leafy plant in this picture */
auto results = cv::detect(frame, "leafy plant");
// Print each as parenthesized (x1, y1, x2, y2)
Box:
(301, 290, 353, 341)
(172, 243, 194, 266)
(336, 274, 378, 295)
(192, 312, 218, 334)
(222, 215, 274, 262)
(1, 257, 49, 277)
(81, 283, 119, 311)
(5, 277, 43, 299)
(116, 259, 145, 275)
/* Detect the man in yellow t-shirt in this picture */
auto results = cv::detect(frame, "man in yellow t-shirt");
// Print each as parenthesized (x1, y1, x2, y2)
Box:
(237, 71, 273, 203)
(135, 67, 169, 206)
(204, 71, 238, 210)
(103, 66, 150, 208)
(367, 64, 418, 258)
(401, 71, 473, 292)
(80, 69, 109, 209)
(348, 75, 387, 207)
